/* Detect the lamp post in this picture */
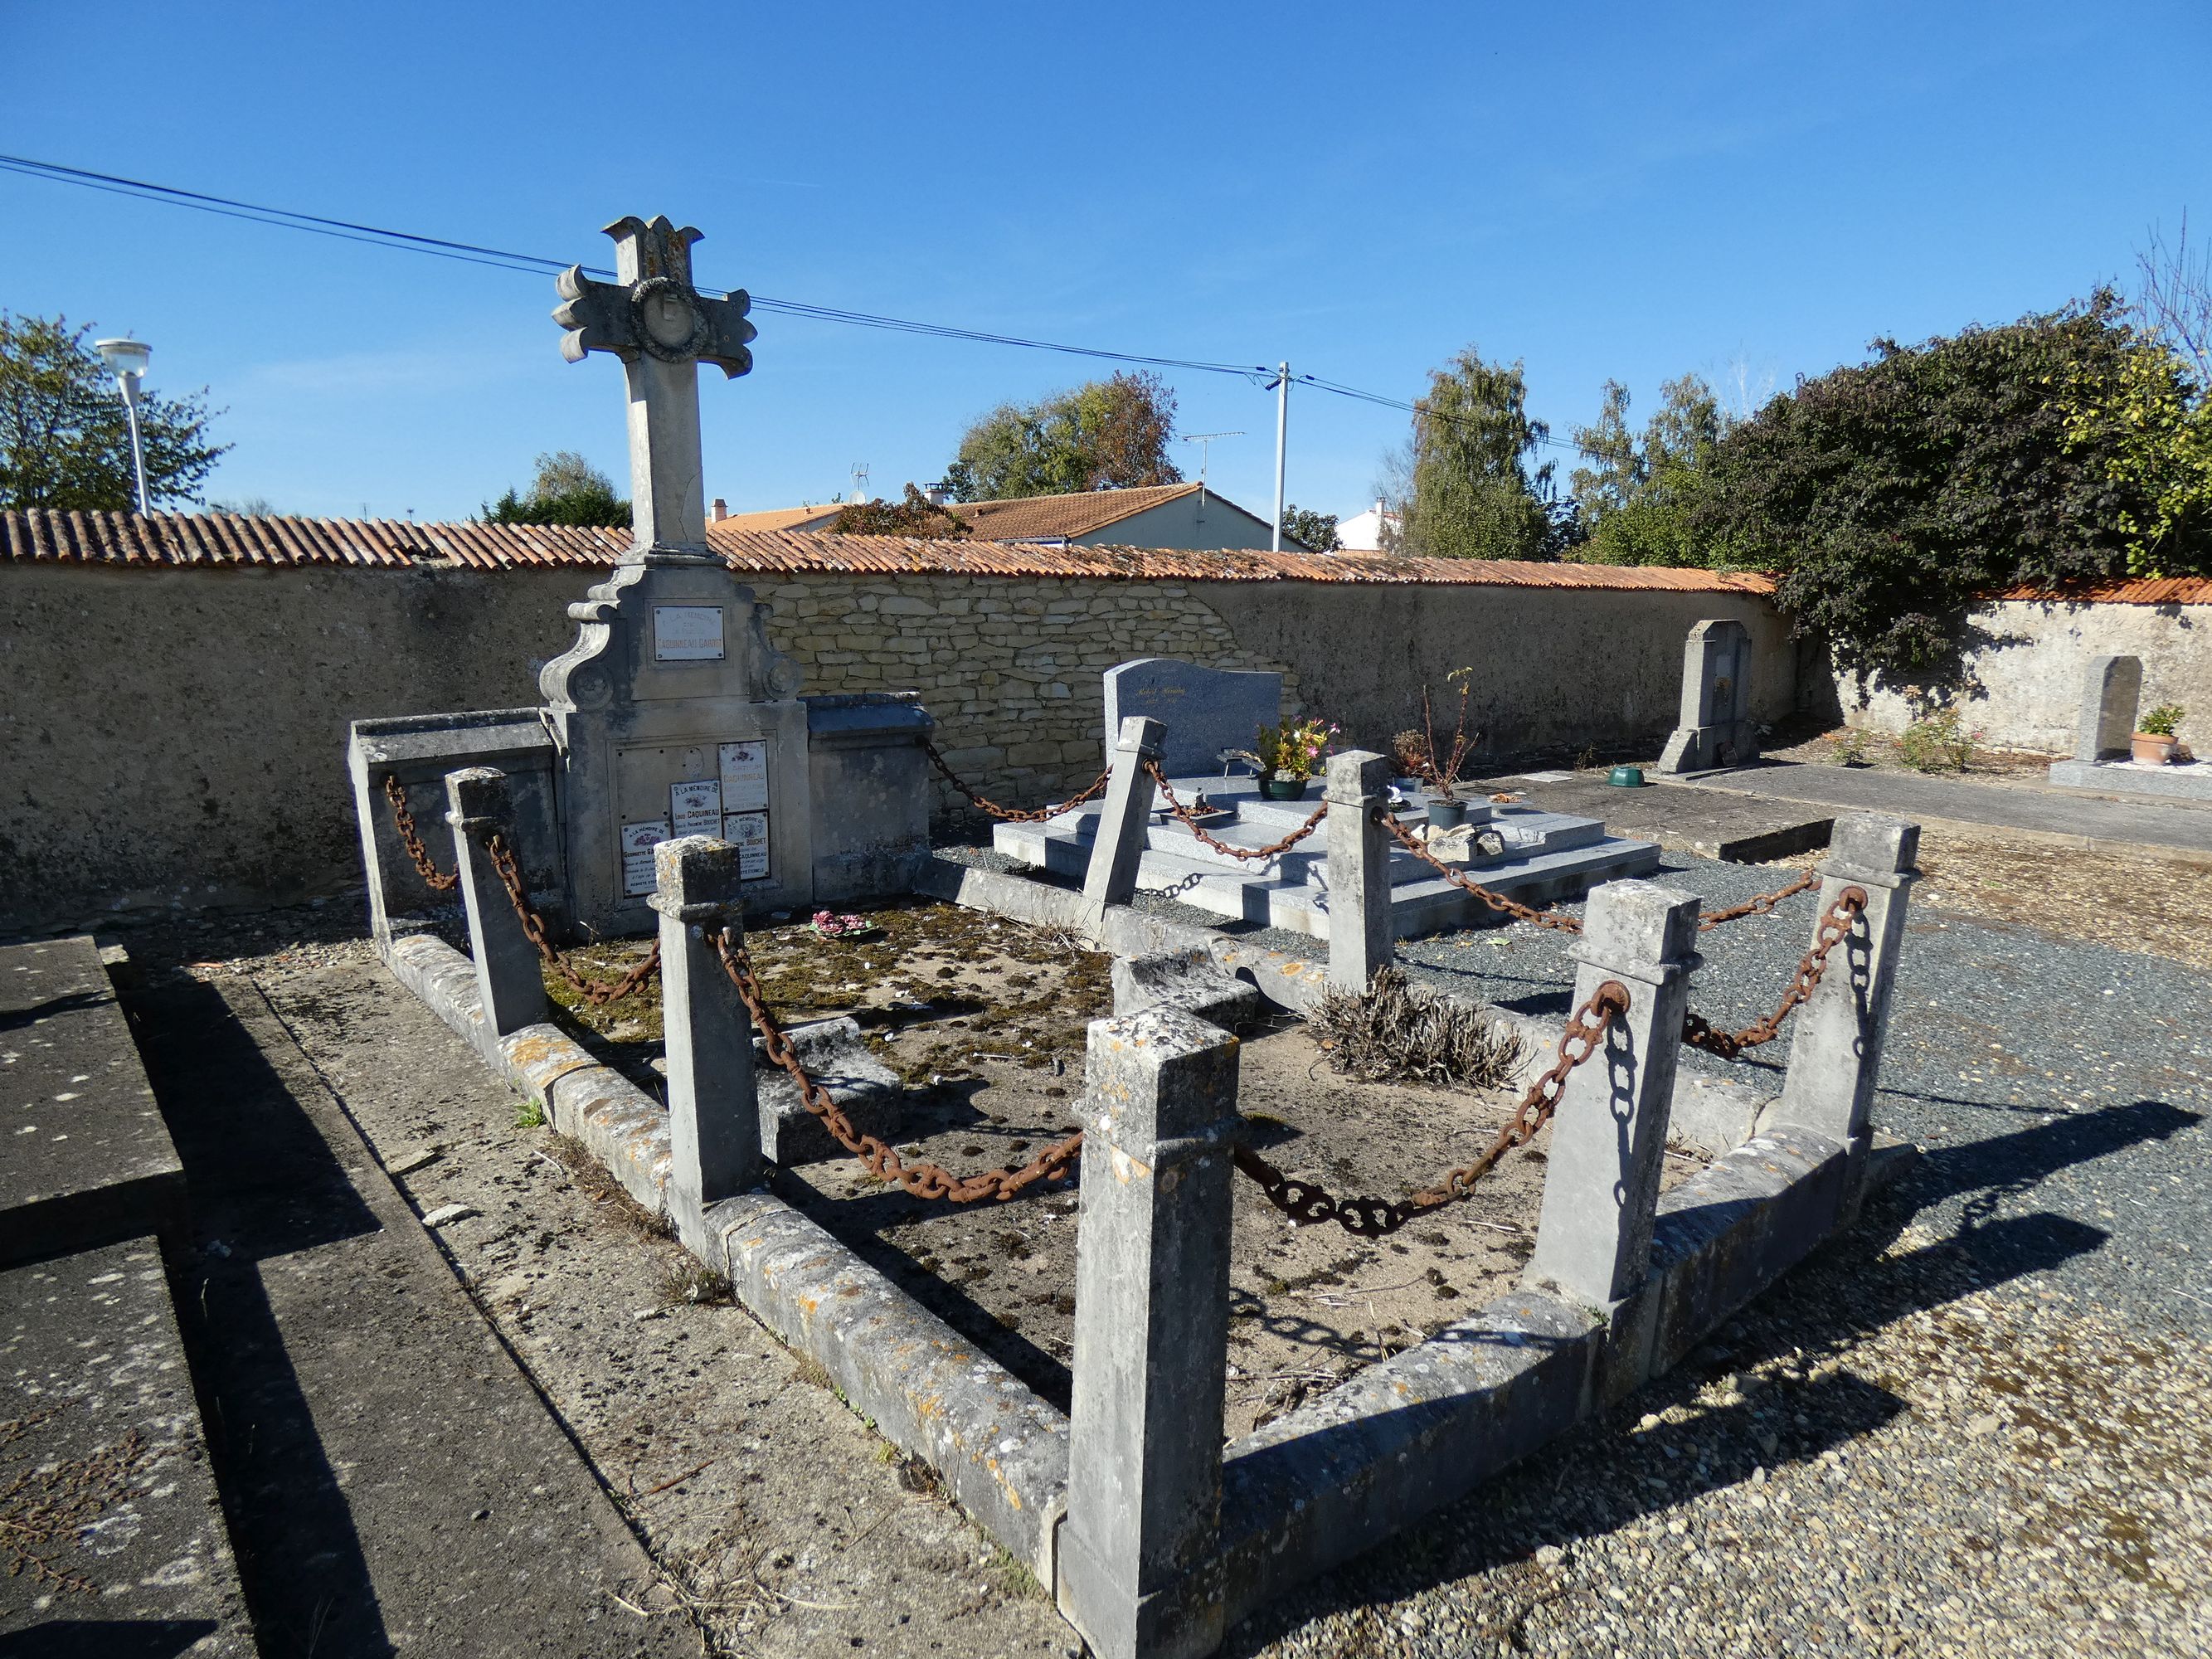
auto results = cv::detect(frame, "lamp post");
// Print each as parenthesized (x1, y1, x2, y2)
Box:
(95, 337, 152, 513)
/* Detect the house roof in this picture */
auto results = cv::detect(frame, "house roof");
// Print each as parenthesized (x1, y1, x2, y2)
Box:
(946, 482, 1220, 541)
(713, 504, 843, 534)
(0, 508, 1782, 592)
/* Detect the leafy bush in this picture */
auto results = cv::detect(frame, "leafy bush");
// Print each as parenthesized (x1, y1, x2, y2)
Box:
(2140, 703, 2185, 737)
(1898, 708, 1974, 773)
(1831, 727, 1873, 766)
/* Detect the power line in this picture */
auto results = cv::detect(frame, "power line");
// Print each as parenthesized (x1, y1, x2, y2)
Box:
(0, 150, 1580, 451)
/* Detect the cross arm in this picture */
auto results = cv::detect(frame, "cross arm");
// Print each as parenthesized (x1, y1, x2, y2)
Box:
(696, 290, 758, 380)
(552, 266, 638, 363)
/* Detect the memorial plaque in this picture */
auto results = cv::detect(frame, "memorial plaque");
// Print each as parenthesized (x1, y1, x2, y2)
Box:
(724, 810, 771, 880)
(653, 606, 725, 662)
(620, 820, 668, 896)
(670, 778, 722, 838)
(718, 740, 771, 810)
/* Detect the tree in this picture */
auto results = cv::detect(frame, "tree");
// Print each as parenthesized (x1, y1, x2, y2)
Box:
(1279, 504, 1340, 552)
(941, 371, 1182, 501)
(483, 450, 630, 528)
(829, 483, 973, 538)
(0, 313, 229, 510)
(1696, 289, 2212, 690)
(1388, 346, 1562, 560)
(1568, 374, 1728, 567)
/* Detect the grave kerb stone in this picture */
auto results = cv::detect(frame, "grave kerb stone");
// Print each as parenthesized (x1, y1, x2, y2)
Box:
(1081, 716, 1165, 934)
(445, 766, 547, 1044)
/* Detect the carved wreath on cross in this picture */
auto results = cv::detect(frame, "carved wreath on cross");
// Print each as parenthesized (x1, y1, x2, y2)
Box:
(552, 215, 756, 377)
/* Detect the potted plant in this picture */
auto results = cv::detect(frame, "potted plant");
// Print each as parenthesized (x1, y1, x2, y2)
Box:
(2133, 703, 2185, 766)
(1253, 716, 1337, 800)
(1410, 671, 1480, 828)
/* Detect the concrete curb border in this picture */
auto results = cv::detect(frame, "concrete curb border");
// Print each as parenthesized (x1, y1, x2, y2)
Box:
(381, 931, 1072, 1579)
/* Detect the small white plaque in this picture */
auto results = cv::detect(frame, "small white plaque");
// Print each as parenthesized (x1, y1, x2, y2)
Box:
(620, 820, 668, 897)
(723, 810, 770, 881)
(670, 778, 722, 839)
(653, 606, 725, 662)
(718, 741, 771, 810)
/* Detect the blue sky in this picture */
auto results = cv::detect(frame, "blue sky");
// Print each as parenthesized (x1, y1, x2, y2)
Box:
(3, 1, 2206, 526)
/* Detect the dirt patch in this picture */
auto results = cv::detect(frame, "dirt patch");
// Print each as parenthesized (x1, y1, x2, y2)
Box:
(1764, 724, 2059, 786)
(1911, 826, 2212, 972)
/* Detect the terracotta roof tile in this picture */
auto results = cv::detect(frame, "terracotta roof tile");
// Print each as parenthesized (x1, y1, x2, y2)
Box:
(714, 504, 844, 534)
(0, 508, 1785, 594)
(2002, 575, 2212, 606)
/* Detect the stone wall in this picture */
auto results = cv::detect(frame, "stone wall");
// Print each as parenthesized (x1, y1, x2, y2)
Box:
(1835, 597, 2212, 755)
(0, 559, 1789, 934)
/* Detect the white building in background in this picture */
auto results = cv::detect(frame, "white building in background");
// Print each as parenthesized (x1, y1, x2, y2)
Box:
(1334, 499, 1400, 552)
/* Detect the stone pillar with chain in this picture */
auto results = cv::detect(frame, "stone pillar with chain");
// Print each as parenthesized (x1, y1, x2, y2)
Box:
(1057, 1005, 1242, 1659)
(1772, 813, 1918, 1216)
(444, 767, 547, 1048)
(650, 834, 761, 1253)
(1080, 716, 1165, 935)
(1323, 749, 1393, 995)
(1524, 879, 1702, 1319)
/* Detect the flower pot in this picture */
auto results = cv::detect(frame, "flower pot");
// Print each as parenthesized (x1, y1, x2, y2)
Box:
(1607, 765, 1646, 788)
(1425, 795, 1466, 830)
(1260, 776, 1314, 801)
(2132, 732, 2179, 767)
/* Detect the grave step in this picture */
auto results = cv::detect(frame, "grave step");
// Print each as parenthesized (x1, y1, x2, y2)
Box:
(0, 936, 185, 1269)
(0, 1237, 255, 1652)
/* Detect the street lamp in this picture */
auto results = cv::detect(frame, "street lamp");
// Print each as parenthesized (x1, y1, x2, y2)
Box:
(95, 337, 153, 513)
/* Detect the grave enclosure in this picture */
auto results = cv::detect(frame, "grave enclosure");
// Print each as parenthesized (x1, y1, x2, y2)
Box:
(340, 214, 1927, 1659)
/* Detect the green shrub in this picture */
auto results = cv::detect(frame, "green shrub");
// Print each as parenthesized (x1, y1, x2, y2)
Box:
(1898, 708, 1973, 773)
(2140, 703, 2185, 737)
(1831, 727, 1873, 766)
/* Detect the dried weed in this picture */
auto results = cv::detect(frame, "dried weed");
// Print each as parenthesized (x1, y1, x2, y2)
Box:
(1310, 967, 1523, 1088)
(545, 1132, 674, 1243)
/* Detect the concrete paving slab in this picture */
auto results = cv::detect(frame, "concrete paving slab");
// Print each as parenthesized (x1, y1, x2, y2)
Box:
(1671, 761, 2212, 859)
(0, 937, 184, 1268)
(126, 971, 701, 1659)
(1487, 772, 1834, 864)
(0, 1237, 252, 1653)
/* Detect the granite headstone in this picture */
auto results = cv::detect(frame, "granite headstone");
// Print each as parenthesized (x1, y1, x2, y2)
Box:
(1101, 658, 1282, 777)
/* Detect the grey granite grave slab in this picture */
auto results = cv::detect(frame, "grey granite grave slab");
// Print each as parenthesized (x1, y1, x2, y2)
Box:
(1102, 659, 1282, 778)
(0, 937, 183, 1269)
(2046, 757, 2212, 803)
(0, 1237, 252, 1651)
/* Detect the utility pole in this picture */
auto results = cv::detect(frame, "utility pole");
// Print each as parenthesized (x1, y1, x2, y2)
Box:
(1271, 362, 1290, 551)
(96, 338, 153, 513)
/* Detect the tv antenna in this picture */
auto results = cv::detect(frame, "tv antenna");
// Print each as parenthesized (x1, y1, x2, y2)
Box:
(1180, 431, 1243, 508)
(849, 460, 871, 503)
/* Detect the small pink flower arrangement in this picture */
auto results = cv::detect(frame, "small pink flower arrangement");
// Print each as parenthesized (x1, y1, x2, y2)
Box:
(809, 910, 870, 938)
(1254, 717, 1339, 781)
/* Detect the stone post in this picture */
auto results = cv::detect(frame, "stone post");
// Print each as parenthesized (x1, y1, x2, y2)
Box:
(1524, 879, 1702, 1314)
(444, 767, 547, 1042)
(1080, 716, 1165, 935)
(1772, 814, 1918, 1213)
(649, 835, 761, 1253)
(1057, 1006, 1242, 1659)
(1324, 750, 1393, 995)
(2075, 654, 2144, 761)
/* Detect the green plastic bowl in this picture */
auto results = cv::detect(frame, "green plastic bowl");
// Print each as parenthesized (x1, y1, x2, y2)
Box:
(1607, 765, 1646, 788)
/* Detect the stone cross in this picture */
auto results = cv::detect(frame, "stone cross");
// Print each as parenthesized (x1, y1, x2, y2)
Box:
(553, 216, 756, 556)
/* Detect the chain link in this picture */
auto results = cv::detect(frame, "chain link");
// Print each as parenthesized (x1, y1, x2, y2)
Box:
(922, 738, 1112, 824)
(715, 932, 1086, 1203)
(1681, 887, 1866, 1059)
(381, 773, 459, 892)
(1697, 867, 1821, 932)
(1377, 810, 1585, 934)
(482, 833, 663, 1006)
(1232, 980, 1631, 1238)
(1145, 762, 1331, 862)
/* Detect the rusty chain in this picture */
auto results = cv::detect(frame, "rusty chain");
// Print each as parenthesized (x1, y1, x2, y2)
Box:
(1377, 810, 1585, 934)
(1232, 980, 1631, 1238)
(1145, 762, 1330, 862)
(482, 833, 664, 1006)
(381, 773, 459, 892)
(715, 931, 1086, 1202)
(1697, 867, 1820, 932)
(922, 738, 1112, 824)
(1681, 886, 1866, 1059)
